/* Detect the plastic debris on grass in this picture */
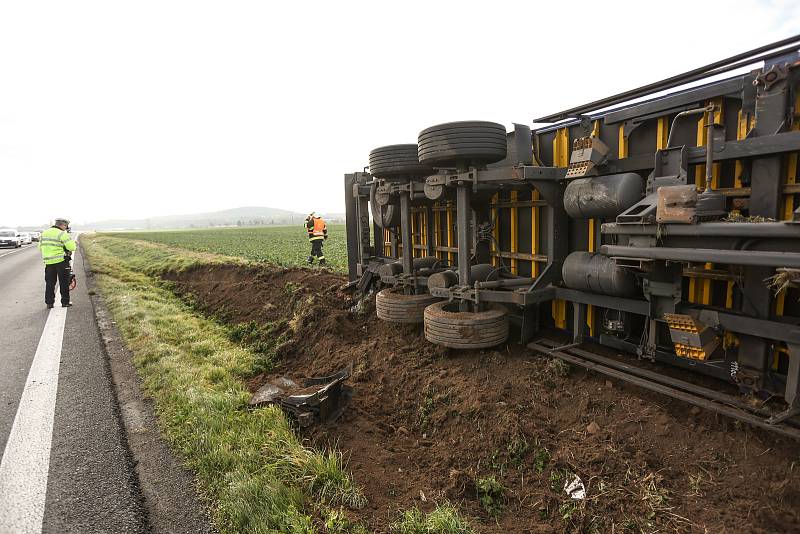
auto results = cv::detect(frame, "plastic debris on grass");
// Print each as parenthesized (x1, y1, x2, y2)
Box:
(564, 474, 586, 500)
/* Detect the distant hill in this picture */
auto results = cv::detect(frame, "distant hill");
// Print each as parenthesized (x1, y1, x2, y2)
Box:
(77, 207, 346, 231)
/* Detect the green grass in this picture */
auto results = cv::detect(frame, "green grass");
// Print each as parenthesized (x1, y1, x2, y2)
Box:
(82, 234, 363, 533)
(475, 476, 506, 517)
(322, 508, 369, 534)
(109, 224, 348, 273)
(389, 504, 474, 534)
(225, 320, 287, 376)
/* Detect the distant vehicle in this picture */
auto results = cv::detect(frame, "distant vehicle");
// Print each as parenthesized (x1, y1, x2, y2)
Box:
(0, 229, 21, 248)
(19, 232, 33, 245)
(31, 232, 40, 242)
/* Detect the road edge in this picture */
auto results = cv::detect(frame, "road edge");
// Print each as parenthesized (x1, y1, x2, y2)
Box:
(79, 243, 217, 534)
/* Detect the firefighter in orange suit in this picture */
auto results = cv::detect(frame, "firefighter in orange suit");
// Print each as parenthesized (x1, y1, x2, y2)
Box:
(305, 213, 328, 266)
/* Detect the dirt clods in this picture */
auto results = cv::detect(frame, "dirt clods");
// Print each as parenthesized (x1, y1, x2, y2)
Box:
(166, 264, 800, 533)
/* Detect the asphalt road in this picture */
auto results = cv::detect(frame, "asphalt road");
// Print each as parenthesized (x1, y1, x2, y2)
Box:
(0, 243, 146, 533)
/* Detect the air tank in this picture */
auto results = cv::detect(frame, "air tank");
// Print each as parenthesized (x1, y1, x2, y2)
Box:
(562, 251, 638, 297)
(563, 173, 643, 219)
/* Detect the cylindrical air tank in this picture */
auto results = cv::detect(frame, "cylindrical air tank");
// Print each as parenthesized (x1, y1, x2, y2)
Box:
(563, 173, 643, 219)
(562, 251, 638, 297)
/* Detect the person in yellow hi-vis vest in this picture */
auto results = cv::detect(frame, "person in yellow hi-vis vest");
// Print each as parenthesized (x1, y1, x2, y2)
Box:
(39, 218, 77, 308)
(305, 212, 328, 266)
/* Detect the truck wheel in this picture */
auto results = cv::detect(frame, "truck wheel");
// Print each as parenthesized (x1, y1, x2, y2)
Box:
(369, 144, 432, 180)
(418, 121, 507, 167)
(370, 183, 400, 228)
(376, 287, 440, 324)
(424, 301, 509, 349)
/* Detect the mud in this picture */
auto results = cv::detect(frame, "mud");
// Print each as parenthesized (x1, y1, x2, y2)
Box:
(165, 264, 800, 533)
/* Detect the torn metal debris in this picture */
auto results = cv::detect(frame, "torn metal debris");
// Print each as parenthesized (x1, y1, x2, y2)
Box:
(249, 364, 352, 427)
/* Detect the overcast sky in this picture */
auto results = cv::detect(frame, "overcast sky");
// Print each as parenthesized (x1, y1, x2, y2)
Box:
(1, 0, 798, 226)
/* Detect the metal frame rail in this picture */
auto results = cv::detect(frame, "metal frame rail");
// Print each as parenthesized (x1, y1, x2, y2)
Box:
(529, 339, 800, 439)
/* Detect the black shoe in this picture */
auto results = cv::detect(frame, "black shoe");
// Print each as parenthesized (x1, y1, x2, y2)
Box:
(319, 260, 327, 267)
(62, 302, 73, 307)
(47, 304, 54, 309)
(307, 257, 314, 265)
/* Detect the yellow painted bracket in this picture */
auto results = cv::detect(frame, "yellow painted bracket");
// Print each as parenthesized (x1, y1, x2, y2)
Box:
(552, 128, 569, 329)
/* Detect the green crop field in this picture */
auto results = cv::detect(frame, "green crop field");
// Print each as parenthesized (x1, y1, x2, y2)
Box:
(110, 225, 348, 272)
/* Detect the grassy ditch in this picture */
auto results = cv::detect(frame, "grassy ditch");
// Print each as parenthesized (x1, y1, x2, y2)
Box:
(83, 235, 363, 532)
(83, 234, 473, 534)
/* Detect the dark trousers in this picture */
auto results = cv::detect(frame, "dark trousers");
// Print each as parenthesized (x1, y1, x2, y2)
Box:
(45, 260, 71, 306)
(309, 239, 324, 261)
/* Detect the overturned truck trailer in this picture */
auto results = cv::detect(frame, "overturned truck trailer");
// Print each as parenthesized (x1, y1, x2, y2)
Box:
(344, 36, 800, 437)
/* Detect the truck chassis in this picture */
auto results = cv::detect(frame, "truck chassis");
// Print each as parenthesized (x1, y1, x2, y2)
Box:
(344, 36, 800, 437)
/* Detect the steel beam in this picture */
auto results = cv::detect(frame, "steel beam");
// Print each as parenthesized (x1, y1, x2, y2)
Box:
(455, 184, 471, 286)
(602, 221, 800, 238)
(572, 302, 587, 343)
(694, 309, 800, 345)
(688, 130, 800, 163)
(787, 344, 800, 407)
(373, 222, 382, 258)
(399, 193, 413, 276)
(343, 173, 360, 281)
(741, 73, 790, 372)
(600, 245, 800, 268)
(555, 287, 650, 315)
(602, 76, 747, 125)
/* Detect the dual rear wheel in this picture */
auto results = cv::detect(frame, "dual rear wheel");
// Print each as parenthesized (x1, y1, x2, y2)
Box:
(424, 301, 509, 349)
(370, 121, 510, 348)
(370, 121, 508, 178)
(375, 287, 440, 324)
(375, 288, 509, 349)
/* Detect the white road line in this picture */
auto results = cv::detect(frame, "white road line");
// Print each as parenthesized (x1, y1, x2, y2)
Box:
(0, 245, 35, 259)
(0, 308, 68, 534)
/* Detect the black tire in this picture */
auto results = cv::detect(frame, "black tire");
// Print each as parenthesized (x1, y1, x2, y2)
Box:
(424, 301, 509, 349)
(370, 183, 400, 228)
(376, 287, 441, 324)
(418, 121, 507, 167)
(369, 144, 432, 179)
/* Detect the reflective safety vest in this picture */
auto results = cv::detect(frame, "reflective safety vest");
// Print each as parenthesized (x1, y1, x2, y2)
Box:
(307, 217, 327, 241)
(39, 226, 77, 265)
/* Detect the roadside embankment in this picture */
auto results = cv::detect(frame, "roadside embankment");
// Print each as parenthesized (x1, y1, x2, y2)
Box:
(85, 233, 800, 533)
(81, 235, 396, 534)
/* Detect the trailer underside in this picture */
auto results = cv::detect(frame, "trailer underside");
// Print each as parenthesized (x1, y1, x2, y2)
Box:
(344, 36, 800, 437)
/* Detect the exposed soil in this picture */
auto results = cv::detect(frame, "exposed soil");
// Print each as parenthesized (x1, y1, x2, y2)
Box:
(164, 264, 800, 533)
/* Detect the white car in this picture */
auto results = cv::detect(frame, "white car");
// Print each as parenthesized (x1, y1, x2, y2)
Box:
(0, 229, 22, 248)
(19, 232, 32, 245)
